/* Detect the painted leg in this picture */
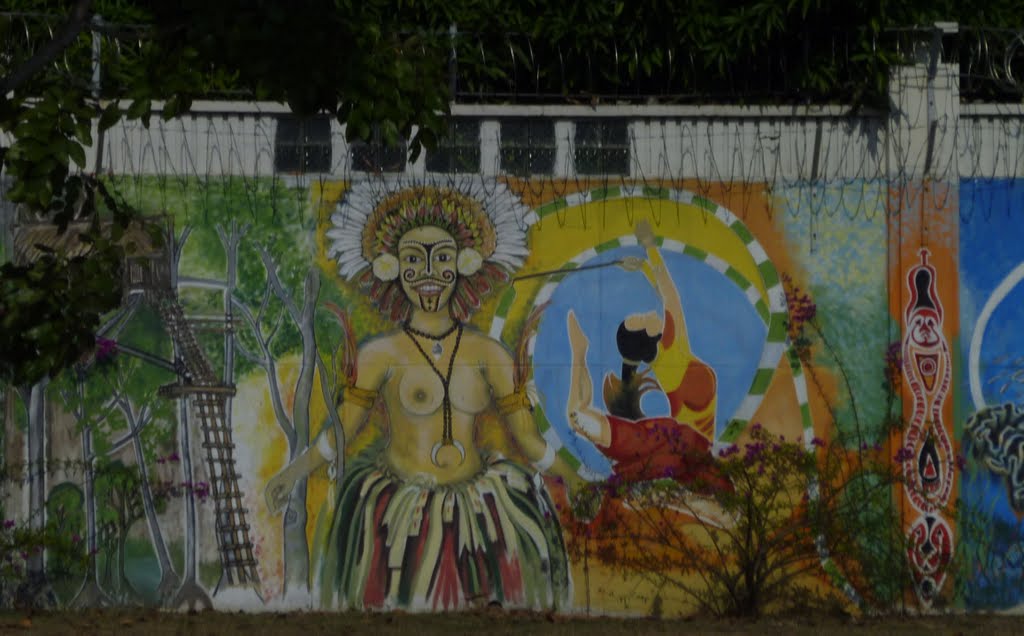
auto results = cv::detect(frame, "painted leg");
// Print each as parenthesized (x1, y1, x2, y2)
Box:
(566, 310, 610, 447)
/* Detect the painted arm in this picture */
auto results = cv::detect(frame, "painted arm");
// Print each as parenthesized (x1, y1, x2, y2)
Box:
(564, 309, 611, 447)
(264, 341, 388, 515)
(484, 339, 583, 490)
(635, 220, 691, 354)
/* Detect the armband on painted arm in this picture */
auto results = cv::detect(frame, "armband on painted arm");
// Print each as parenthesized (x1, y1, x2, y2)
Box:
(316, 427, 337, 463)
(343, 385, 378, 409)
(495, 388, 532, 416)
(533, 444, 556, 472)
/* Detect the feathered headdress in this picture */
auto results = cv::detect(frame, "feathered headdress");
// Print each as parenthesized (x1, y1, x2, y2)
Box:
(326, 176, 534, 322)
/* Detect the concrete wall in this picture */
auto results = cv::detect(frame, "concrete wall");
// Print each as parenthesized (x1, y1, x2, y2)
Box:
(2, 58, 1024, 614)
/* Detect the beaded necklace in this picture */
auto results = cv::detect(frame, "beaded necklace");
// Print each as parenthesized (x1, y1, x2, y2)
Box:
(404, 321, 460, 359)
(403, 321, 465, 466)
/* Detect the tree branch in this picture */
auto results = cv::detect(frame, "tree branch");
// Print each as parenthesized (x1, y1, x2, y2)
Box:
(230, 295, 262, 342)
(255, 279, 272, 327)
(230, 292, 295, 443)
(105, 399, 155, 456)
(257, 246, 303, 325)
(232, 335, 262, 367)
(214, 221, 249, 254)
(265, 312, 284, 345)
(136, 403, 152, 433)
(301, 268, 319, 323)
(173, 225, 193, 271)
(0, 0, 95, 94)
(315, 351, 345, 478)
(96, 295, 141, 338)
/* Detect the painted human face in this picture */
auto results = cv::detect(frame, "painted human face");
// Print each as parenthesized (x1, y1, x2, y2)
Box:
(398, 226, 458, 313)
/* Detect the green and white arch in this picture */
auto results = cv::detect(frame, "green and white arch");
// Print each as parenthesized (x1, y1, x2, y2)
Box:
(490, 185, 796, 448)
(489, 185, 861, 605)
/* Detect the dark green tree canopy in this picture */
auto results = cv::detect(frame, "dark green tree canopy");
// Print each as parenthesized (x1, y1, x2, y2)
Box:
(2, 1, 1022, 213)
(1, 0, 1021, 385)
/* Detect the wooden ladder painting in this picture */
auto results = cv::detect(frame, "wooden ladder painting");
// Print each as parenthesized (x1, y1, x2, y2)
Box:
(142, 261, 261, 594)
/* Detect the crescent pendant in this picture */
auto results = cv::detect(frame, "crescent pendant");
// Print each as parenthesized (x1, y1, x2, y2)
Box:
(431, 439, 466, 467)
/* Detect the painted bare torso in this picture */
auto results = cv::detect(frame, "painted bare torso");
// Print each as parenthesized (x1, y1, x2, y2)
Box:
(361, 327, 501, 484)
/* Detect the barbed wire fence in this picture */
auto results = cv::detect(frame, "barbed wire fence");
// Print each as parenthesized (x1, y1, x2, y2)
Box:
(2, 12, 1023, 215)
(0, 15, 1019, 343)
(87, 90, 1020, 229)
(2, 13, 1024, 614)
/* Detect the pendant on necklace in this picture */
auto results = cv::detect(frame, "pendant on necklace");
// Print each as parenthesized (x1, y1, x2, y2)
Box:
(432, 341, 443, 360)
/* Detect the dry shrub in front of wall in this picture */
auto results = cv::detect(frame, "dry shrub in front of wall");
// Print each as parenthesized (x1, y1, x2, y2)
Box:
(566, 277, 912, 618)
(567, 422, 908, 618)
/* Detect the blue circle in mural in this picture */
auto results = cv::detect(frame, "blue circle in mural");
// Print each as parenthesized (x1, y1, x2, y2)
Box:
(532, 246, 768, 477)
(973, 267, 1024, 408)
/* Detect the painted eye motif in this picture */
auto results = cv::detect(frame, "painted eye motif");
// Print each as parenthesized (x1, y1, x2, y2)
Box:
(404, 254, 420, 264)
(436, 253, 452, 263)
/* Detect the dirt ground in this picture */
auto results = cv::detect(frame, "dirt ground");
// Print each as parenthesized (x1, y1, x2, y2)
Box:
(0, 610, 1022, 636)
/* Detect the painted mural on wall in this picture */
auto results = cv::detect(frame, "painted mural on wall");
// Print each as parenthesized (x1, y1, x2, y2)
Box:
(958, 178, 1024, 610)
(901, 249, 955, 605)
(1, 175, 904, 614)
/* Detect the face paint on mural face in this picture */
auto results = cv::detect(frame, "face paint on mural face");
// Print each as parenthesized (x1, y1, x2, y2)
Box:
(909, 309, 941, 349)
(398, 226, 458, 313)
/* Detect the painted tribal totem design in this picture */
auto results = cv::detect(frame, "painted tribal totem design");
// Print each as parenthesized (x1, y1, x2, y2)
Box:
(900, 249, 955, 605)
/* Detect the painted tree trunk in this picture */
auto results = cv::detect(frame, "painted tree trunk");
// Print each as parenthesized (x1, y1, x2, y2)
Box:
(22, 380, 49, 579)
(178, 397, 198, 583)
(166, 225, 211, 608)
(116, 531, 133, 601)
(71, 425, 113, 607)
(255, 253, 322, 597)
(286, 272, 320, 593)
(281, 473, 310, 595)
(127, 406, 181, 604)
(83, 425, 98, 580)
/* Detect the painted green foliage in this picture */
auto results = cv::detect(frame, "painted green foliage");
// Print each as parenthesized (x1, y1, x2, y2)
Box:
(778, 182, 896, 442)
(108, 175, 346, 595)
(0, 171, 951, 615)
